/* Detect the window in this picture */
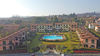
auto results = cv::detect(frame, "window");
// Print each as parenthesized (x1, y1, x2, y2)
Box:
(15, 42, 18, 46)
(3, 46, 6, 50)
(9, 46, 13, 50)
(90, 45, 95, 48)
(91, 40, 94, 44)
(85, 39, 88, 43)
(84, 44, 88, 48)
(9, 40, 12, 44)
(23, 32, 25, 35)
(22, 37, 25, 39)
(3, 41, 6, 45)
(15, 37, 18, 40)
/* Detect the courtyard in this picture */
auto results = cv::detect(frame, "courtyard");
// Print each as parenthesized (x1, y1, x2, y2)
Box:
(27, 31, 81, 53)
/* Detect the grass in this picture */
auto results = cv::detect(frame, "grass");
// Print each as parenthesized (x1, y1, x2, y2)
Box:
(28, 31, 81, 53)
(41, 32, 81, 53)
(28, 33, 42, 52)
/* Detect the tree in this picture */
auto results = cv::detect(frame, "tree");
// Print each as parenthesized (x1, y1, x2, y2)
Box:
(51, 16, 59, 23)
(0, 26, 3, 31)
(0, 34, 2, 38)
(53, 16, 58, 23)
(14, 20, 22, 24)
(18, 25, 25, 29)
(5, 32, 9, 36)
(69, 13, 77, 18)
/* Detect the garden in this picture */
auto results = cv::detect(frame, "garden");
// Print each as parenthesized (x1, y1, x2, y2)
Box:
(27, 32, 81, 53)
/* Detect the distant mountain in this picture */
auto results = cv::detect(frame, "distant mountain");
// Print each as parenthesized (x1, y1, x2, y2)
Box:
(77, 12, 100, 17)
(0, 12, 100, 20)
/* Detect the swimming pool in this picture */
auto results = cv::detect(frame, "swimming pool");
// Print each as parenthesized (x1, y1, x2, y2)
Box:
(43, 35, 63, 40)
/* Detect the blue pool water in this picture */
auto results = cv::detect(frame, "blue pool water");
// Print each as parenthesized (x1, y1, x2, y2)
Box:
(43, 35, 63, 40)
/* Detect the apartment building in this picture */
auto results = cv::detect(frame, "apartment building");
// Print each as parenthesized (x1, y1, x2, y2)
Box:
(95, 18, 100, 25)
(54, 23, 69, 32)
(95, 26, 100, 32)
(76, 27, 98, 48)
(30, 22, 77, 32)
(0, 27, 28, 51)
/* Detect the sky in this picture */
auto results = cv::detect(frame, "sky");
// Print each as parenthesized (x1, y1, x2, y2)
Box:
(0, 0, 99, 17)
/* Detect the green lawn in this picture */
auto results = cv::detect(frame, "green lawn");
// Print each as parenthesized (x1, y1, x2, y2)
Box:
(28, 33, 42, 52)
(42, 32, 81, 53)
(28, 32, 81, 53)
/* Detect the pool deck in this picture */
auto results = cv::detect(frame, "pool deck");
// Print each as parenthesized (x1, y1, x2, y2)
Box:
(41, 35, 66, 41)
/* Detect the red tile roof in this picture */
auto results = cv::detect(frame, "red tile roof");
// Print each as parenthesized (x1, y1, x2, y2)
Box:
(77, 27, 98, 40)
(0, 27, 28, 41)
